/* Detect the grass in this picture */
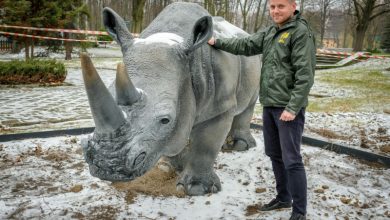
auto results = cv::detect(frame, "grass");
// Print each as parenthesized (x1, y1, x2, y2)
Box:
(307, 68, 390, 113)
(254, 67, 390, 114)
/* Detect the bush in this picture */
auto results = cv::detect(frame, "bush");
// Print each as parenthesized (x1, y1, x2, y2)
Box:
(366, 48, 382, 54)
(0, 59, 67, 84)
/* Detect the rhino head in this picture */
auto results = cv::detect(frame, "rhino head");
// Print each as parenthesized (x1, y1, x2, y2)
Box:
(81, 7, 213, 181)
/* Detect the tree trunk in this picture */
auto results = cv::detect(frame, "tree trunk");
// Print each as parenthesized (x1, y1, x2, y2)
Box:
(205, 0, 216, 16)
(132, 0, 147, 33)
(64, 33, 72, 60)
(259, 0, 268, 28)
(11, 39, 19, 54)
(225, 0, 229, 19)
(30, 38, 34, 59)
(254, 0, 263, 31)
(343, 0, 352, 48)
(319, 1, 327, 48)
(380, 18, 390, 52)
(300, 0, 305, 14)
(24, 39, 30, 60)
(342, 26, 348, 48)
(353, 24, 368, 51)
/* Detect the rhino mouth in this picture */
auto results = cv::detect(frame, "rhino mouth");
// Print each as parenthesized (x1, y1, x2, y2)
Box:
(86, 150, 152, 182)
(89, 164, 135, 182)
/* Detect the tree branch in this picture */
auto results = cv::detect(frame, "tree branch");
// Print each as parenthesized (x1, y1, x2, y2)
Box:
(373, 3, 390, 10)
(351, 0, 362, 20)
(370, 9, 390, 21)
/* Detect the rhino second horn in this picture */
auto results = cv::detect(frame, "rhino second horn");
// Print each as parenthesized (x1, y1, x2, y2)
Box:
(80, 53, 126, 133)
(115, 63, 140, 105)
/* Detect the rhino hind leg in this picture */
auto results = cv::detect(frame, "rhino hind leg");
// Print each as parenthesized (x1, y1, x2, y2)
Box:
(222, 101, 257, 151)
(177, 110, 234, 196)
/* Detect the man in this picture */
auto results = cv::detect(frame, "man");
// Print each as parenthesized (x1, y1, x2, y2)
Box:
(208, 0, 315, 219)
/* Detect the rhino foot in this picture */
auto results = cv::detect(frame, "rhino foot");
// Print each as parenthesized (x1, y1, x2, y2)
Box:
(177, 171, 221, 196)
(222, 131, 256, 152)
(222, 139, 249, 151)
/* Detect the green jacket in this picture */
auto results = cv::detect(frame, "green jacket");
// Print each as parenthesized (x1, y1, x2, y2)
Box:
(213, 11, 316, 115)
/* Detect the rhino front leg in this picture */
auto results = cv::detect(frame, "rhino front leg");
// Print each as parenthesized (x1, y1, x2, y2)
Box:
(223, 100, 257, 151)
(177, 110, 234, 196)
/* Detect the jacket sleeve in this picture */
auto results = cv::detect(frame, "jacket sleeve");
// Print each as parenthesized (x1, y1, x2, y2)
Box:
(285, 29, 316, 115)
(213, 29, 266, 56)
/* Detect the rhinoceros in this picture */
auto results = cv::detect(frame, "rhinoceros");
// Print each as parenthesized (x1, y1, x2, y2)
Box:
(81, 2, 261, 196)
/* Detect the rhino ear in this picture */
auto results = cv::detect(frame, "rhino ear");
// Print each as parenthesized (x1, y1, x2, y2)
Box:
(103, 7, 133, 46)
(185, 16, 213, 55)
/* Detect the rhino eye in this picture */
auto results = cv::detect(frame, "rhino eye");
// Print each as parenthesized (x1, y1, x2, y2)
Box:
(160, 118, 170, 124)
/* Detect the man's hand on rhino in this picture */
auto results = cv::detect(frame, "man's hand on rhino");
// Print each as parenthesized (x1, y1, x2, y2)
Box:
(208, 37, 215, 45)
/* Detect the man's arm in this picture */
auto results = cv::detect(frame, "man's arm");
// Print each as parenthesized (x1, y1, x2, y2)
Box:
(208, 30, 266, 56)
(285, 29, 316, 115)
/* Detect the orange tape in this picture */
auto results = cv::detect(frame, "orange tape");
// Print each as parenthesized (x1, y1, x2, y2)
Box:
(0, 31, 111, 43)
(0, 24, 109, 35)
(317, 49, 388, 60)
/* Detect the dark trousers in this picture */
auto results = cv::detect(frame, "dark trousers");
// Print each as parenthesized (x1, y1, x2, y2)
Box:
(263, 107, 307, 215)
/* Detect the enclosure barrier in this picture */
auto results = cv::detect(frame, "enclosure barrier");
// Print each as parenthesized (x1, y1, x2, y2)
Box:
(0, 24, 109, 35)
(0, 124, 389, 168)
(0, 31, 111, 43)
(317, 49, 389, 60)
(0, 24, 139, 43)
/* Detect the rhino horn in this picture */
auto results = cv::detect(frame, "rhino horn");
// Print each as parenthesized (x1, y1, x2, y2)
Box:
(115, 63, 140, 105)
(80, 53, 126, 133)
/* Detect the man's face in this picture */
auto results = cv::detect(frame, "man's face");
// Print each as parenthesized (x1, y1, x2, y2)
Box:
(269, 0, 297, 26)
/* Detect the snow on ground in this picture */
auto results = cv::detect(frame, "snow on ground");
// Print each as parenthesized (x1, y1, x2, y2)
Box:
(0, 134, 389, 220)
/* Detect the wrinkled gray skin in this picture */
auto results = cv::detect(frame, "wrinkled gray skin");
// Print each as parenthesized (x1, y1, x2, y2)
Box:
(81, 2, 261, 196)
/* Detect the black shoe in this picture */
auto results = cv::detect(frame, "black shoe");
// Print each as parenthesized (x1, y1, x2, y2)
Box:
(259, 198, 292, 211)
(289, 212, 306, 220)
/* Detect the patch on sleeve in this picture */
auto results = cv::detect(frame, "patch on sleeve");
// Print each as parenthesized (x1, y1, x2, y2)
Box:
(278, 32, 290, 44)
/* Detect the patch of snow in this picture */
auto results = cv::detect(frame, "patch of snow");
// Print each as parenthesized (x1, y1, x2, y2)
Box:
(0, 134, 389, 219)
(134, 33, 184, 46)
(213, 17, 249, 38)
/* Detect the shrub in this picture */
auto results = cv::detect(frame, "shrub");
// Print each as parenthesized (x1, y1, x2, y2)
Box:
(0, 59, 67, 84)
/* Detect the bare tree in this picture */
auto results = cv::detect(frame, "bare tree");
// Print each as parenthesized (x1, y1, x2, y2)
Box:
(259, 0, 268, 29)
(342, 0, 354, 48)
(238, 0, 256, 31)
(351, 0, 390, 51)
(299, 0, 306, 14)
(253, 0, 264, 31)
(318, 0, 337, 48)
(132, 0, 147, 33)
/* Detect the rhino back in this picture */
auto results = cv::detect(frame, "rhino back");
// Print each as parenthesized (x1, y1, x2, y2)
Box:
(141, 2, 209, 39)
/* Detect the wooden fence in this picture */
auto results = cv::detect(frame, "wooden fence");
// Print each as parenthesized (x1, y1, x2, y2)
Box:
(0, 36, 12, 52)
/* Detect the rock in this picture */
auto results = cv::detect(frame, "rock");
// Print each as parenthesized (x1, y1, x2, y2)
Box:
(255, 188, 266, 193)
(380, 145, 390, 153)
(245, 204, 260, 216)
(340, 196, 351, 204)
(314, 188, 325, 193)
(69, 184, 83, 193)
